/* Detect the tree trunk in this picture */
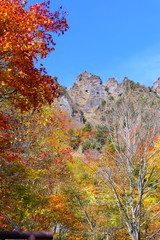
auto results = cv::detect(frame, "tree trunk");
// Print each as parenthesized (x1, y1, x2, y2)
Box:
(130, 229, 140, 240)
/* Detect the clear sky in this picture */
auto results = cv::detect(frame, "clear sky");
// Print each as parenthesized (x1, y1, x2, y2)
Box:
(28, 0, 160, 88)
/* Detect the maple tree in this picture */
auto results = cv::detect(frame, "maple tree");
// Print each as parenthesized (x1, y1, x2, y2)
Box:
(0, 0, 69, 230)
(0, 0, 69, 110)
(0, 0, 70, 229)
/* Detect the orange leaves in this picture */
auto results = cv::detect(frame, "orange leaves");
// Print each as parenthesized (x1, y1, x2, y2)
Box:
(49, 194, 71, 216)
(0, 0, 69, 110)
(0, 0, 70, 229)
(0, 102, 75, 231)
(49, 193, 85, 232)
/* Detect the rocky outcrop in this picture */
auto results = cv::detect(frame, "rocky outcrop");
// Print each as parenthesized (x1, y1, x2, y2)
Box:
(58, 91, 86, 127)
(152, 78, 160, 96)
(59, 95, 73, 116)
(58, 71, 160, 126)
(104, 77, 118, 94)
(75, 71, 102, 86)
(68, 71, 107, 113)
(66, 72, 138, 124)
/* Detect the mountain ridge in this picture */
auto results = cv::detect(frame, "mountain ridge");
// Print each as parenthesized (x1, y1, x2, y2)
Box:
(58, 71, 160, 126)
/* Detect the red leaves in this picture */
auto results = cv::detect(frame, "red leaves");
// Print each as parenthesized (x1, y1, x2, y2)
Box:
(0, 113, 9, 130)
(0, 0, 69, 110)
(0, 113, 12, 150)
(0, 1, 72, 232)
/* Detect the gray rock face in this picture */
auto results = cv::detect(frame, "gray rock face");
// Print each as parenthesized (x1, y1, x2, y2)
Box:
(76, 71, 102, 87)
(90, 85, 106, 98)
(85, 97, 103, 109)
(68, 71, 107, 113)
(113, 85, 125, 96)
(58, 71, 160, 126)
(104, 77, 118, 94)
(59, 94, 85, 127)
(59, 96, 73, 116)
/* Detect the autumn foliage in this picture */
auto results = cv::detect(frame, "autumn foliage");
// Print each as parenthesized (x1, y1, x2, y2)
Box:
(0, 0, 70, 233)
(0, 0, 68, 109)
(0, 1, 160, 239)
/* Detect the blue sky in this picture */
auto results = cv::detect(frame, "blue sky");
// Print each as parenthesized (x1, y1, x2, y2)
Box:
(28, 0, 160, 88)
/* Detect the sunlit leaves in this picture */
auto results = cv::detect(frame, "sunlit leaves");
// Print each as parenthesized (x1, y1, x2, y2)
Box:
(0, 0, 68, 110)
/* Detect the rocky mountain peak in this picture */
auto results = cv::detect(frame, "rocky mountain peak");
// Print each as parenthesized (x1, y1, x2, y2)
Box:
(105, 77, 118, 85)
(121, 77, 130, 86)
(75, 71, 102, 87)
(104, 77, 118, 94)
(59, 71, 160, 126)
(67, 71, 106, 123)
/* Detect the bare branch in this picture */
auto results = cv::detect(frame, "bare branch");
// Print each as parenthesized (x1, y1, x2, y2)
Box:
(146, 228, 160, 239)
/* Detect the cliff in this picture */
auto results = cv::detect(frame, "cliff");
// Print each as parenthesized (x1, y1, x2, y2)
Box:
(58, 71, 160, 126)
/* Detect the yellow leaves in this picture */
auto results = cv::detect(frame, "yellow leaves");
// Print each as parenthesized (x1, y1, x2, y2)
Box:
(7, 68, 12, 72)
(19, 71, 25, 77)
(146, 136, 160, 175)
(3, 43, 10, 51)
(35, 208, 45, 215)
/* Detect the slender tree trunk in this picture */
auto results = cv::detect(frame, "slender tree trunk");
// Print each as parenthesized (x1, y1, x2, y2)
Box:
(52, 222, 57, 240)
(130, 228, 140, 240)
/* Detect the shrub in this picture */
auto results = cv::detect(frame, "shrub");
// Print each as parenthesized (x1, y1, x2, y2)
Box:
(109, 96, 114, 100)
(101, 100, 106, 106)
(82, 122, 92, 132)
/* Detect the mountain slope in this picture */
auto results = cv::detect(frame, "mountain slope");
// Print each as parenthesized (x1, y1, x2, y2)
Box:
(59, 71, 160, 126)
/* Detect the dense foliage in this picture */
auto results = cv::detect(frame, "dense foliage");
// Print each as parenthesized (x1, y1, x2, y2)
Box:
(0, 1, 160, 240)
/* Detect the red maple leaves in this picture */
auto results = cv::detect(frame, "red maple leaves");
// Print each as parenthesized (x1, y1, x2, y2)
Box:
(0, 0, 69, 110)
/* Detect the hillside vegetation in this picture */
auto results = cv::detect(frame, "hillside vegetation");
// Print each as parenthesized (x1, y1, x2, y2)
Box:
(0, 1, 160, 239)
(1, 69, 160, 240)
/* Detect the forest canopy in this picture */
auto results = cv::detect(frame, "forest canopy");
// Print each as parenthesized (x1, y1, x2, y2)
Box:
(0, 1, 160, 240)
